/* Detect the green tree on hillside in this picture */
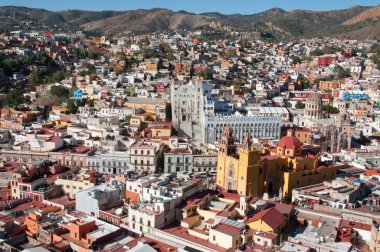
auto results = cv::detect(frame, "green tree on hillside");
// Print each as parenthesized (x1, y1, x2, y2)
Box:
(5, 90, 26, 107)
(295, 101, 305, 109)
(198, 68, 213, 80)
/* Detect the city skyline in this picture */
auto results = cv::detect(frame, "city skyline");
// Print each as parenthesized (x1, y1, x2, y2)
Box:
(0, 0, 379, 14)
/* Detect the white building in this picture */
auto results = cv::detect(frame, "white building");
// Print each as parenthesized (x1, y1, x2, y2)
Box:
(75, 180, 126, 217)
(128, 178, 204, 235)
(129, 139, 163, 174)
(203, 115, 281, 144)
(247, 107, 289, 122)
(171, 81, 211, 138)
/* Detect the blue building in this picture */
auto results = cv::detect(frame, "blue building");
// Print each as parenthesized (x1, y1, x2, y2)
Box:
(341, 91, 368, 101)
(72, 89, 84, 99)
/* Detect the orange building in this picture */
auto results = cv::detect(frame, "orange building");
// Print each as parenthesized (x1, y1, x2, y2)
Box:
(60, 217, 123, 252)
(216, 128, 337, 199)
(173, 62, 182, 71)
(319, 80, 342, 91)
(24, 211, 67, 249)
(146, 63, 158, 72)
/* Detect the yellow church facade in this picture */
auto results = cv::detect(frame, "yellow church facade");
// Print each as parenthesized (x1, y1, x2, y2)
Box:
(216, 128, 337, 199)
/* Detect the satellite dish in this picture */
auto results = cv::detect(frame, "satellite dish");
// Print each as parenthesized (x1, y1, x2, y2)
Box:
(115, 208, 123, 216)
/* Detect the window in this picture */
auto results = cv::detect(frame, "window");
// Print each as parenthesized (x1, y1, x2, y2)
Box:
(140, 226, 143, 232)
(241, 176, 244, 180)
(148, 221, 151, 227)
(213, 235, 216, 241)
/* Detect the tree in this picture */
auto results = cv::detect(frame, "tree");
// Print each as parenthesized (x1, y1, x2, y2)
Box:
(86, 99, 95, 107)
(67, 99, 79, 113)
(39, 52, 55, 68)
(2, 58, 23, 75)
(159, 43, 172, 54)
(334, 65, 351, 79)
(291, 56, 302, 65)
(198, 68, 213, 80)
(124, 115, 131, 124)
(51, 86, 70, 97)
(302, 79, 311, 90)
(5, 90, 26, 107)
(322, 105, 340, 114)
(52, 71, 65, 83)
(24, 54, 37, 65)
(310, 49, 324, 56)
(295, 101, 305, 109)
(189, 64, 195, 76)
(28, 69, 43, 86)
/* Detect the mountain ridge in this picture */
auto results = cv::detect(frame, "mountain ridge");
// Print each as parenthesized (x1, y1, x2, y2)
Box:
(0, 5, 379, 40)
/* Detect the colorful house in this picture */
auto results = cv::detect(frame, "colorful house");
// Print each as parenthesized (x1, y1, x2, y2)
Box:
(72, 89, 84, 99)
(246, 207, 287, 234)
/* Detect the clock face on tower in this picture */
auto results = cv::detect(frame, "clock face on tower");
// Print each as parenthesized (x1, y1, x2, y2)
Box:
(251, 157, 257, 164)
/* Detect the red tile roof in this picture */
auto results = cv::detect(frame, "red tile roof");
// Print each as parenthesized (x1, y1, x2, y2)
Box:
(366, 169, 380, 176)
(213, 223, 241, 236)
(162, 225, 228, 252)
(246, 207, 286, 230)
(276, 136, 302, 149)
(218, 191, 240, 201)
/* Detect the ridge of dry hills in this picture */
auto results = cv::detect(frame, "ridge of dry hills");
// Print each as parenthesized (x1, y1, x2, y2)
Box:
(1, 5, 380, 40)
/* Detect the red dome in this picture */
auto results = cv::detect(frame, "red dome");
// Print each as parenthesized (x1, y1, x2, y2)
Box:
(276, 136, 302, 149)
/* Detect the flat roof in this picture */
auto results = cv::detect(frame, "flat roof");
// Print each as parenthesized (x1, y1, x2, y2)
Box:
(88, 228, 111, 239)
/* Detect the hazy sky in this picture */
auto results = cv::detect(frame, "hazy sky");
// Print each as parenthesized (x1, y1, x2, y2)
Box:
(1, 0, 379, 14)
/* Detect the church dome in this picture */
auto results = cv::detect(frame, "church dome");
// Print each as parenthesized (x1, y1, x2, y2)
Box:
(306, 92, 322, 105)
(305, 92, 323, 120)
(276, 136, 302, 149)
